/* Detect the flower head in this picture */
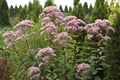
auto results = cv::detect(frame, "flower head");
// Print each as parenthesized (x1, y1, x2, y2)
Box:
(14, 20, 34, 32)
(65, 16, 77, 23)
(55, 32, 72, 45)
(3, 31, 19, 48)
(36, 47, 55, 64)
(43, 6, 60, 14)
(87, 24, 100, 34)
(84, 19, 114, 42)
(95, 19, 111, 29)
(101, 36, 111, 42)
(87, 34, 93, 41)
(77, 63, 90, 74)
(28, 67, 41, 76)
(28, 67, 41, 80)
(41, 22, 57, 35)
(42, 6, 64, 18)
(66, 19, 84, 32)
(55, 16, 65, 25)
(65, 16, 85, 33)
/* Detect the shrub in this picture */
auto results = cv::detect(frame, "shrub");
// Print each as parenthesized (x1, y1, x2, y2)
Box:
(2, 6, 115, 80)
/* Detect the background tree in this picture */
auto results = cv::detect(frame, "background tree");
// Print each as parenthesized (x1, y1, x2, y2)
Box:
(59, 5, 63, 12)
(84, 4, 93, 23)
(69, 6, 72, 13)
(72, 0, 85, 19)
(64, 5, 69, 13)
(14, 5, 19, 17)
(91, 0, 108, 22)
(9, 5, 14, 17)
(19, 5, 28, 21)
(73, 0, 80, 6)
(0, 0, 9, 26)
(106, 1, 120, 79)
(83, 2, 89, 15)
(28, 0, 42, 22)
(89, 4, 93, 15)
(44, 0, 54, 8)
(28, 1, 33, 12)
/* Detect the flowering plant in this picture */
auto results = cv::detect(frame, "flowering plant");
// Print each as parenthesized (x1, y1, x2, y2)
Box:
(1, 6, 114, 80)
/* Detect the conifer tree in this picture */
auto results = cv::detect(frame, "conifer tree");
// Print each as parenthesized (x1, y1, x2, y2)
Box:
(73, 0, 80, 6)
(9, 5, 14, 17)
(14, 5, 19, 16)
(64, 5, 69, 13)
(0, 0, 9, 26)
(83, 2, 89, 14)
(59, 5, 63, 12)
(89, 4, 93, 15)
(69, 6, 72, 13)
(19, 5, 28, 21)
(72, 0, 84, 19)
(28, 1, 33, 12)
(44, 0, 54, 8)
(28, 0, 42, 22)
(91, 0, 108, 22)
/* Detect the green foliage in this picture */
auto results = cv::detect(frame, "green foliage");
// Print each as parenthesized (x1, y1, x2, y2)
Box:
(10, 0, 43, 23)
(83, 2, 89, 15)
(1, 10, 113, 80)
(72, 2, 85, 19)
(9, 5, 19, 17)
(0, 0, 9, 26)
(59, 5, 63, 12)
(1, 0, 119, 80)
(69, 6, 72, 13)
(19, 5, 28, 21)
(44, 0, 54, 8)
(9, 5, 14, 17)
(89, 4, 93, 15)
(28, 0, 42, 22)
(73, 0, 80, 6)
(106, 1, 120, 79)
(64, 5, 69, 13)
(83, 3, 92, 23)
(91, 0, 109, 22)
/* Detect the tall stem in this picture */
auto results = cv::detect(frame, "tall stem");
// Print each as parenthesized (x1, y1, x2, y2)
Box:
(63, 48, 67, 80)
(25, 39, 34, 61)
(13, 45, 23, 64)
(23, 31, 34, 61)
(49, 38, 54, 80)
(82, 74, 86, 80)
(73, 45, 77, 79)
(51, 58, 54, 80)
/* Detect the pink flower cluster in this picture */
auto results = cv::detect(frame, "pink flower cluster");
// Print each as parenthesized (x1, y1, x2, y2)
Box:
(36, 47, 55, 64)
(55, 32, 72, 46)
(77, 63, 90, 74)
(14, 20, 34, 39)
(84, 19, 115, 41)
(65, 16, 86, 32)
(3, 20, 34, 48)
(55, 16, 65, 25)
(41, 22, 57, 35)
(42, 6, 64, 18)
(3, 31, 19, 48)
(97, 34, 111, 42)
(28, 67, 41, 80)
(42, 17, 51, 26)
(39, 6, 65, 26)
(65, 16, 77, 22)
(95, 19, 111, 29)
(14, 20, 34, 33)
(39, 6, 86, 36)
